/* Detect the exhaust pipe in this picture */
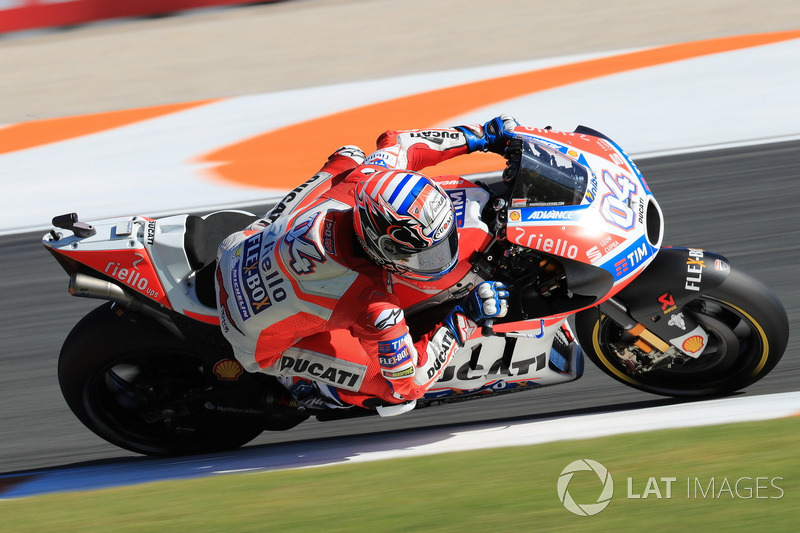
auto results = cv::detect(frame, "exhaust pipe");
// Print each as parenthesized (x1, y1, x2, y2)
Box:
(68, 273, 184, 339)
(69, 273, 132, 303)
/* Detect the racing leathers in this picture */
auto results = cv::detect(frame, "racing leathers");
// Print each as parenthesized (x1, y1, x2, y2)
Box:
(215, 117, 515, 409)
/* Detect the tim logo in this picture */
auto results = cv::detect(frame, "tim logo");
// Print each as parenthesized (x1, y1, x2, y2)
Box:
(447, 189, 466, 227)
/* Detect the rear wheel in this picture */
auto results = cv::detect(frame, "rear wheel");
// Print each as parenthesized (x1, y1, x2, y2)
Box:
(58, 304, 304, 456)
(575, 268, 789, 397)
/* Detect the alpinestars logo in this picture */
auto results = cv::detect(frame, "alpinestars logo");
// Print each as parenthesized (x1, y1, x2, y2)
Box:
(373, 308, 403, 330)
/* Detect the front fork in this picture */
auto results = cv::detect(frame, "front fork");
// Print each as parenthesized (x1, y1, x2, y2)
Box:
(603, 296, 713, 359)
(597, 297, 705, 372)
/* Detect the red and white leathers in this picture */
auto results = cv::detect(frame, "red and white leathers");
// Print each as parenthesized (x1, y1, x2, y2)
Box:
(215, 127, 483, 409)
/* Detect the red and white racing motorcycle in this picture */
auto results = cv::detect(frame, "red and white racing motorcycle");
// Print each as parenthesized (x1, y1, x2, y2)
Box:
(43, 125, 789, 456)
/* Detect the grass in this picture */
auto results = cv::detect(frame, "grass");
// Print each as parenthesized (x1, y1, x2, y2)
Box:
(2, 417, 798, 532)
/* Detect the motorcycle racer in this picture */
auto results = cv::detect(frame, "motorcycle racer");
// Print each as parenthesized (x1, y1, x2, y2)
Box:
(215, 116, 518, 410)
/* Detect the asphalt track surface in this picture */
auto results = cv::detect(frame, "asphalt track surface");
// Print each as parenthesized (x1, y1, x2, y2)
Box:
(1, 139, 798, 476)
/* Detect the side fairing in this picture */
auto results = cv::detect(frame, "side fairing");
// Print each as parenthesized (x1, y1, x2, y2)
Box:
(425, 316, 582, 399)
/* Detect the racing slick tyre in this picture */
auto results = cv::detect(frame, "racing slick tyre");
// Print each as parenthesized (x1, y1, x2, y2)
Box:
(58, 303, 295, 456)
(575, 267, 789, 397)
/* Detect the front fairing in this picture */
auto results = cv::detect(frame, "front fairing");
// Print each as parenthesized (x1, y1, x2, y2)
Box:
(505, 127, 664, 297)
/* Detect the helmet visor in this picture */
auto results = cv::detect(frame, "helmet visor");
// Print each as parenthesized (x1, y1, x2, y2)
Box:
(383, 223, 458, 278)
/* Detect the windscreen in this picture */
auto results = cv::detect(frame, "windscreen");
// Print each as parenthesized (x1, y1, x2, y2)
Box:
(509, 140, 589, 207)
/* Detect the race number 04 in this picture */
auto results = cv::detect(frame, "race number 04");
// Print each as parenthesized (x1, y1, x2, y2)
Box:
(600, 170, 637, 230)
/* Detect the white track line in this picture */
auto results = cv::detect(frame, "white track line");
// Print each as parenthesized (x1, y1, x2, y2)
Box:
(326, 392, 800, 466)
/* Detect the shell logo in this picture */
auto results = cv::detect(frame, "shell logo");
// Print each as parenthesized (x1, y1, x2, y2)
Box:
(509, 210, 521, 221)
(213, 359, 244, 381)
(682, 335, 705, 354)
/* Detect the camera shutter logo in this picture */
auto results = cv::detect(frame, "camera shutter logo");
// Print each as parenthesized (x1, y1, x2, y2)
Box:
(557, 459, 614, 516)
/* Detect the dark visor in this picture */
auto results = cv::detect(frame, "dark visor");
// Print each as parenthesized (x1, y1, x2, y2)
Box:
(387, 224, 458, 275)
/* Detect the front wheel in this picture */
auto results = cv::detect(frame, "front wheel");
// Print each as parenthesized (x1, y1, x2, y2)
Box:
(575, 268, 789, 397)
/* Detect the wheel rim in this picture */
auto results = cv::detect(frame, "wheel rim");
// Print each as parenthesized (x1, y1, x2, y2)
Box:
(595, 296, 768, 394)
(83, 351, 212, 453)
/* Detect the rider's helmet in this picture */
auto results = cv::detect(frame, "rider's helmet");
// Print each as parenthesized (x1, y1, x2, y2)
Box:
(353, 171, 458, 281)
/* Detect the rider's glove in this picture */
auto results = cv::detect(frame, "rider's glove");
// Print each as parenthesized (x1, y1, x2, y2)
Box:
(454, 115, 519, 154)
(443, 281, 510, 346)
